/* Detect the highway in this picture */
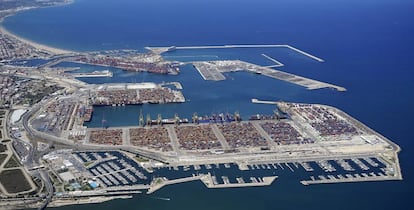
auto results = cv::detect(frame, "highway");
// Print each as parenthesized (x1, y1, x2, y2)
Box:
(37, 169, 54, 210)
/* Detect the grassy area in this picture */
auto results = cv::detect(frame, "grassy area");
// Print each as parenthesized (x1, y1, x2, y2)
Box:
(134, 156, 149, 162)
(49, 172, 61, 185)
(4, 155, 20, 168)
(0, 169, 32, 194)
(154, 177, 164, 185)
(0, 154, 7, 165)
(81, 183, 92, 191)
(84, 161, 94, 167)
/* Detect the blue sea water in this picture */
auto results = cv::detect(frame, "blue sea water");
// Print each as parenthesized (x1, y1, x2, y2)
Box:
(3, 0, 414, 209)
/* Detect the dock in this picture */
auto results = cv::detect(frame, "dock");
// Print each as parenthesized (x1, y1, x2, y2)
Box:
(71, 70, 113, 78)
(300, 173, 396, 186)
(201, 173, 277, 188)
(192, 62, 226, 81)
(161, 82, 183, 90)
(191, 60, 345, 91)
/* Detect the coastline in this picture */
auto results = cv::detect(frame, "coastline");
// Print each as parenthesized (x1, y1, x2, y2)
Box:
(0, 10, 75, 55)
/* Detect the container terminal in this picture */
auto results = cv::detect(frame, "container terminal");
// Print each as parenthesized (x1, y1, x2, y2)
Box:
(2, 70, 401, 209)
(0, 56, 398, 210)
(0, 17, 398, 207)
(192, 60, 346, 91)
(20, 84, 401, 203)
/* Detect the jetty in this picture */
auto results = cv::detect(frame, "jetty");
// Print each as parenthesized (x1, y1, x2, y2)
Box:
(300, 173, 397, 186)
(262, 53, 284, 67)
(201, 174, 277, 188)
(148, 44, 324, 62)
(147, 175, 204, 194)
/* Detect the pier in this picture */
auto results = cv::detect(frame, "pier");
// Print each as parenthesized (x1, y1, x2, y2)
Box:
(161, 82, 183, 90)
(192, 60, 346, 91)
(192, 62, 226, 81)
(201, 173, 277, 188)
(70, 70, 113, 78)
(300, 173, 396, 186)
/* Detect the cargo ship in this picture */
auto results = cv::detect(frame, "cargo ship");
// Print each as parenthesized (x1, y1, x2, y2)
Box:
(146, 118, 189, 125)
(249, 114, 278, 121)
(193, 113, 241, 124)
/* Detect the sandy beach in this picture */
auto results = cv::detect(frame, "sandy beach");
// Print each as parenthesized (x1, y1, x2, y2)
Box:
(0, 17, 75, 55)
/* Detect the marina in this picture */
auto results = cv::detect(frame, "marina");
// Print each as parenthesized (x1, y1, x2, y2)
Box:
(70, 151, 399, 194)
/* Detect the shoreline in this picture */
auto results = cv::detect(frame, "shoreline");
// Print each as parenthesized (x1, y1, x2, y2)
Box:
(0, 8, 76, 55)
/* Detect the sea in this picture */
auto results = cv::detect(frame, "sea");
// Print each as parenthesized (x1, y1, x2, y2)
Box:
(2, 0, 414, 209)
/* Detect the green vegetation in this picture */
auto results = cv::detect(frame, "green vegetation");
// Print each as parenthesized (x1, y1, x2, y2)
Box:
(4, 154, 20, 168)
(134, 156, 149, 162)
(49, 172, 61, 184)
(84, 161, 94, 167)
(20, 84, 62, 105)
(0, 169, 32, 194)
(81, 183, 92, 191)
(64, 184, 72, 191)
(154, 177, 164, 185)
(0, 154, 7, 165)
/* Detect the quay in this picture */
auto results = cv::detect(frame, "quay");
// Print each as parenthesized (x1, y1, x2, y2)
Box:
(88, 82, 185, 106)
(201, 174, 277, 188)
(70, 70, 113, 78)
(192, 62, 226, 81)
(192, 60, 346, 91)
(161, 81, 183, 90)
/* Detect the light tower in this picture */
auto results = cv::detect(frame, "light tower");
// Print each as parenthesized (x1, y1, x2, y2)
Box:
(139, 110, 144, 127)
(146, 113, 152, 126)
(157, 113, 162, 126)
(192, 112, 199, 124)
